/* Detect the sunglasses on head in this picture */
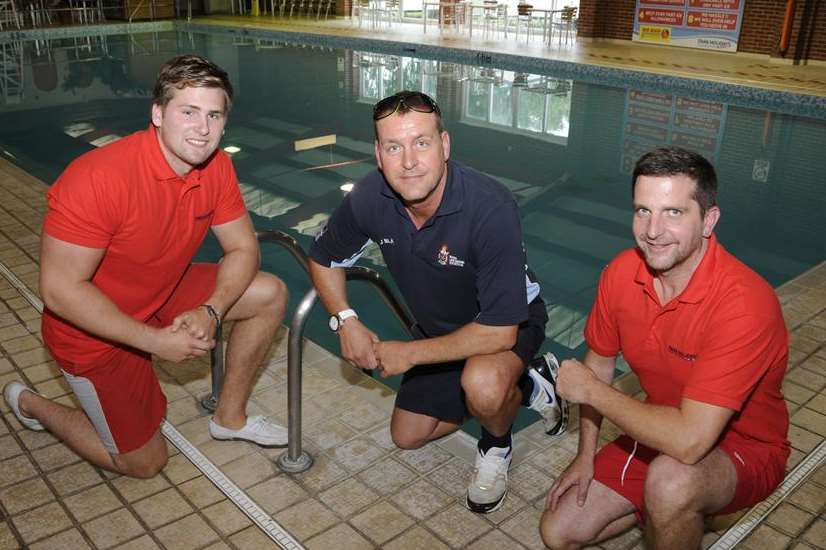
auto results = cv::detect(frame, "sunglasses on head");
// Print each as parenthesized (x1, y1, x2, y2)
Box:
(373, 91, 441, 121)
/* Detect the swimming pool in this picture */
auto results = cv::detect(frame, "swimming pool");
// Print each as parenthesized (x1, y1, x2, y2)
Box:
(2, 28, 825, 432)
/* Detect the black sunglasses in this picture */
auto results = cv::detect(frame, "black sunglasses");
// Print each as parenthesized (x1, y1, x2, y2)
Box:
(373, 92, 441, 121)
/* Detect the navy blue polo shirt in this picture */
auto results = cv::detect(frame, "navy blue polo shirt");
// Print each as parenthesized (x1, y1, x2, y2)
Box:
(310, 160, 541, 338)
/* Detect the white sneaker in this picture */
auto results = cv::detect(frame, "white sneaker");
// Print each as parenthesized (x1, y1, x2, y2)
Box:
(466, 445, 511, 514)
(209, 415, 287, 447)
(527, 353, 569, 436)
(3, 381, 45, 431)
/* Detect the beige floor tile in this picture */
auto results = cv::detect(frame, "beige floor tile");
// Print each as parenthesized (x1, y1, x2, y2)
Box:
(330, 438, 388, 474)
(0, 455, 37, 489)
(357, 457, 417, 496)
(305, 522, 374, 550)
(396, 444, 453, 474)
(425, 457, 474, 499)
(45, 462, 103, 497)
(133, 488, 194, 529)
(63, 483, 122, 523)
(741, 524, 793, 549)
(229, 525, 281, 549)
(30, 442, 80, 472)
(82, 508, 146, 549)
(389, 478, 453, 520)
(0, 336, 40, 355)
(246, 475, 309, 514)
(807, 394, 826, 415)
(11, 501, 73, 545)
(306, 418, 359, 450)
(178, 476, 224, 509)
(792, 408, 826, 437)
(221, 451, 278, 489)
(802, 519, 826, 549)
(789, 425, 823, 453)
(0, 521, 20, 550)
(0, 435, 22, 461)
(510, 462, 555, 502)
(21, 362, 59, 384)
(202, 542, 232, 550)
(274, 498, 338, 540)
(292, 452, 350, 492)
(0, 325, 28, 342)
(0, 477, 54, 515)
(162, 454, 201, 486)
(426, 502, 493, 547)
(9, 348, 51, 370)
(350, 501, 415, 545)
(199, 439, 254, 467)
(364, 425, 396, 451)
(500, 505, 547, 550)
(338, 402, 391, 432)
(601, 527, 644, 549)
(789, 482, 826, 515)
(467, 529, 526, 550)
(383, 526, 449, 550)
(484, 491, 529, 525)
(175, 417, 213, 447)
(166, 397, 203, 425)
(202, 499, 252, 536)
(785, 382, 818, 405)
(768, 503, 816, 537)
(154, 513, 220, 550)
(319, 477, 381, 518)
(111, 534, 162, 550)
(111, 474, 170, 503)
(0, 358, 13, 375)
(28, 528, 91, 550)
(17, 429, 57, 451)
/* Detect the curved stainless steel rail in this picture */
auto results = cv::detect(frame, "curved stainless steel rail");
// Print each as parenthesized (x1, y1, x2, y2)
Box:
(200, 230, 308, 412)
(199, 229, 416, 474)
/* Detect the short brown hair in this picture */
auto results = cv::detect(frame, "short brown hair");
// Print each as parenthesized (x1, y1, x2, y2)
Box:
(632, 146, 718, 216)
(152, 54, 234, 112)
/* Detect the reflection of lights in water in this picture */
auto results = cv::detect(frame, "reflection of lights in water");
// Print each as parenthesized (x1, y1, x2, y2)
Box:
(223, 145, 241, 154)
(340, 182, 355, 193)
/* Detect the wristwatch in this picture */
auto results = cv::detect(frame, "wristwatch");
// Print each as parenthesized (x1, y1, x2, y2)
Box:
(329, 309, 358, 332)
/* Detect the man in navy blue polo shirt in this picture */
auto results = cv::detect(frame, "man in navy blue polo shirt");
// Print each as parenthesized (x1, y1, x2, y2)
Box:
(309, 90, 568, 513)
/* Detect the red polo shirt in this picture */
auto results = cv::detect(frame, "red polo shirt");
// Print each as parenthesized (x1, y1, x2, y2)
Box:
(585, 235, 789, 450)
(42, 125, 247, 364)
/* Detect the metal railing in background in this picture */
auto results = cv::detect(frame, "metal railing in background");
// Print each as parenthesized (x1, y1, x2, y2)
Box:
(199, 229, 417, 474)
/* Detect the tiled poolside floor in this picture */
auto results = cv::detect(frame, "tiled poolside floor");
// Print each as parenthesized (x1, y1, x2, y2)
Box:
(0, 153, 825, 550)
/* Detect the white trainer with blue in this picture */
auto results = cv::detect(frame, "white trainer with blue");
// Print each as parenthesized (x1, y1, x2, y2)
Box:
(209, 415, 287, 447)
(466, 445, 512, 514)
(527, 352, 569, 436)
(3, 381, 45, 431)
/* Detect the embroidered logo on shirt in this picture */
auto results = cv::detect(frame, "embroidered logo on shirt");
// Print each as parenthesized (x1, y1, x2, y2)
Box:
(437, 245, 465, 267)
(668, 345, 697, 362)
(380, 237, 395, 246)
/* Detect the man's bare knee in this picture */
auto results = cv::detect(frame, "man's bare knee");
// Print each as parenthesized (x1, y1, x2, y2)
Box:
(461, 360, 511, 416)
(111, 433, 168, 479)
(540, 508, 588, 550)
(391, 429, 427, 450)
(644, 455, 703, 517)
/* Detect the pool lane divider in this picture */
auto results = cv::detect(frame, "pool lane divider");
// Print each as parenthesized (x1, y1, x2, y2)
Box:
(0, 261, 306, 550)
(709, 438, 826, 549)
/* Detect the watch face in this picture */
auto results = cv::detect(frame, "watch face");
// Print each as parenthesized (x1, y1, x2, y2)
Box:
(329, 315, 340, 332)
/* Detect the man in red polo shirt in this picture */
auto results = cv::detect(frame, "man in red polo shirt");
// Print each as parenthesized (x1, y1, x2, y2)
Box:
(3, 55, 288, 479)
(540, 147, 789, 549)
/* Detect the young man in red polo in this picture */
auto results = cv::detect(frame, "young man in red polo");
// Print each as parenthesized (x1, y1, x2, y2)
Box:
(3, 55, 288, 478)
(540, 147, 789, 549)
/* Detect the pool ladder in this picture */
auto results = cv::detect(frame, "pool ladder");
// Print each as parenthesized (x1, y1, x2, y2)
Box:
(200, 229, 418, 473)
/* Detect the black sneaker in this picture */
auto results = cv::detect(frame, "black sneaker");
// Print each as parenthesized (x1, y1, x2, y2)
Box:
(527, 353, 569, 436)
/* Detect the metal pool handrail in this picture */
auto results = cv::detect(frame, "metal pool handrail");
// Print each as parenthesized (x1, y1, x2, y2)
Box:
(198, 229, 417, 473)
(200, 229, 308, 412)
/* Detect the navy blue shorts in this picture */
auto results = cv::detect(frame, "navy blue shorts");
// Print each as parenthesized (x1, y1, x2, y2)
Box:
(394, 297, 548, 423)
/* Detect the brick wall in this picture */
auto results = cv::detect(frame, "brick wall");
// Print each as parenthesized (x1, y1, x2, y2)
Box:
(577, 0, 826, 61)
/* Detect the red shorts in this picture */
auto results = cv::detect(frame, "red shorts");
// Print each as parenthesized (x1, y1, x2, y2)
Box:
(56, 263, 218, 454)
(593, 434, 788, 522)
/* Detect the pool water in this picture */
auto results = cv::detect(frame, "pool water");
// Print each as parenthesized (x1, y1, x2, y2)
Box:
(2, 30, 825, 433)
